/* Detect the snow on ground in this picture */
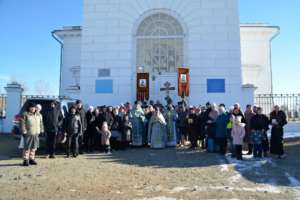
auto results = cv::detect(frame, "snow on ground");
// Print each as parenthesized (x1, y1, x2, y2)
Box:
(171, 185, 282, 194)
(284, 132, 300, 139)
(285, 172, 300, 187)
(220, 150, 300, 199)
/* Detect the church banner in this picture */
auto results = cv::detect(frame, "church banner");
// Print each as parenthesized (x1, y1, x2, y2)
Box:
(177, 67, 190, 97)
(136, 73, 149, 101)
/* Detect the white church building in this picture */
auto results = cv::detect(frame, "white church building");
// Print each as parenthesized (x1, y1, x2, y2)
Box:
(52, 0, 279, 107)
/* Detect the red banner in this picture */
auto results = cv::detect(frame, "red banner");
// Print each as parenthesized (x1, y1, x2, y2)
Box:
(136, 73, 149, 101)
(178, 68, 190, 97)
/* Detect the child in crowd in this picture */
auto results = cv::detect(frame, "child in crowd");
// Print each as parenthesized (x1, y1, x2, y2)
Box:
(99, 121, 112, 154)
(231, 116, 245, 160)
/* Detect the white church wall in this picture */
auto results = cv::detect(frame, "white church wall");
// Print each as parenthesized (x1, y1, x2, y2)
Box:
(80, 0, 248, 106)
(240, 26, 279, 94)
(62, 38, 81, 93)
(54, 1, 280, 107)
(54, 30, 82, 100)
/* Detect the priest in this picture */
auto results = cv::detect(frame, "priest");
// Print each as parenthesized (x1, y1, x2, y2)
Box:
(148, 106, 167, 149)
(164, 104, 177, 147)
(129, 102, 146, 147)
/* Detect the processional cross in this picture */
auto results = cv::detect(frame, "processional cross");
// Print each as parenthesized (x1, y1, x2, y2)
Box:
(160, 81, 175, 97)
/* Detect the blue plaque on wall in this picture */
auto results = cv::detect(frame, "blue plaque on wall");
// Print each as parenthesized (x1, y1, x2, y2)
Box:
(207, 79, 225, 93)
(95, 80, 113, 94)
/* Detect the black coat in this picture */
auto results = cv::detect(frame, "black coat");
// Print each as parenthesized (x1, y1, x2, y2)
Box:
(43, 107, 63, 133)
(111, 115, 122, 131)
(198, 112, 206, 139)
(187, 113, 200, 139)
(64, 114, 82, 136)
(77, 108, 87, 131)
(96, 112, 114, 129)
(106, 112, 114, 128)
(270, 110, 287, 128)
(251, 114, 269, 131)
(86, 111, 95, 127)
(269, 110, 287, 155)
(177, 111, 188, 128)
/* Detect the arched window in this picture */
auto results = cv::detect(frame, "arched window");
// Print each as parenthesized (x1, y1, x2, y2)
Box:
(136, 13, 184, 73)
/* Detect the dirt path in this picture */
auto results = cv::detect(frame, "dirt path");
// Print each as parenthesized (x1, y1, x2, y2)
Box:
(0, 135, 299, 200)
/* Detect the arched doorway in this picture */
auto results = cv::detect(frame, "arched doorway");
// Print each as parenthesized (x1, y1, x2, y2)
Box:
(136, 12, 185, 103)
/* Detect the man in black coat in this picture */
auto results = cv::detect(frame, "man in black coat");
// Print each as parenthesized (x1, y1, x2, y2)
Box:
(43, 101, 63, 159)
(269, 105, 287, 158)
(187, 107, 200, 149)
(85, 106, 95, 152)
(64, 106, 82, 158)
(250, 107, 270, 157)
(177, 105, 188, 146)
(76, 100, 87, 154)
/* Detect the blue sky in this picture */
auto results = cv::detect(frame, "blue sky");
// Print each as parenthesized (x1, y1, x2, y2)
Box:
(0, 0, 299, 94)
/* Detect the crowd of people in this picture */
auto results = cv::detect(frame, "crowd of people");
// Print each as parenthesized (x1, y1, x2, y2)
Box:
(19, 99, 288, 166)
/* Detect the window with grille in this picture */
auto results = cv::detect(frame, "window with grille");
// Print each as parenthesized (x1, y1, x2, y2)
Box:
(136, 13, 184, 73)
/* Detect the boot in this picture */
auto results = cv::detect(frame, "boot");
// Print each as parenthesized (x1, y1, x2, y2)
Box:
(22, 159, 29, 167)
(49, 154, 56, 159)
(29, 159, 37, 165)
(247, 144, 253, 155)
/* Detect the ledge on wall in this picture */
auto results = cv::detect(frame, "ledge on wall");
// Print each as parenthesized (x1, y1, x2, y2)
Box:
(66, 85, 80, 94)
(242, 84, 257, 89)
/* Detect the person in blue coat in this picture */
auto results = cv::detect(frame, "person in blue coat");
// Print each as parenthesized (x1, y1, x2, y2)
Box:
(215, 104, 230, 155)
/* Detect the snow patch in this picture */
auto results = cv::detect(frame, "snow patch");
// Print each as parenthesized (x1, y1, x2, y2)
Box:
(225, 154, 273, 172)
(285, 172, 300, 188)
(170, 186, 188, 193)
(168, 185, 281, 194)
(220, 163, 229, 172)
(192, 185, 281, 194)
(218, 156, 230, 172)
(228, 173, 242, 184)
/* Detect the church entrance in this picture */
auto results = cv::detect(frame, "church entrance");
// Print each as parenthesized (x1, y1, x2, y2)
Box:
(150, 73, 177, 103)
(135, 12, 185, 104)
(136, 72, 178, 103)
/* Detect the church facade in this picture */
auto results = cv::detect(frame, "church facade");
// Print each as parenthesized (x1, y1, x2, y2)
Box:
(52, 0, 279, 107)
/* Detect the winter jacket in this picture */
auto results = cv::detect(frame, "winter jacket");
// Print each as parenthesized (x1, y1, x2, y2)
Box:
(269, 110, 287, 128)
(64, 114, 82, 136)
(177, 111, 188, 128)
(244, 111, 255, 134)
(21, 112, 44, 135)
(100, 130, 111, 145)
(77, 108, 87, 132)
(43, 107, 63, 133)
(86, 111, 95, 127)
(122, 120, 133, 142)
(216, 113, 230, 138)
(251, 114, 269, 131)
(232, 110, 246, 123)
(231, 123, 245, 145)
(111, 115, 122, 131)
(187, 113, 200, 137)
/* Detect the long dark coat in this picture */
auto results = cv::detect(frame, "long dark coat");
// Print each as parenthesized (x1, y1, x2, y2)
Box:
(269, 110, 287, 155)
